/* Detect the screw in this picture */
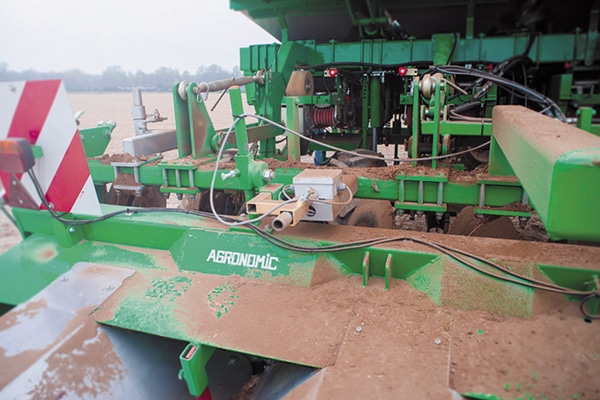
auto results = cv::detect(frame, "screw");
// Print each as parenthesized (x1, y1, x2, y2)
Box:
(68, 226, 76, 234)
(228, 356, 237, 366)
(59, 276, 69, 283)
(103, 285, 114, 292)
(354, 326, 363, 334)
(433, 338, 442, 346)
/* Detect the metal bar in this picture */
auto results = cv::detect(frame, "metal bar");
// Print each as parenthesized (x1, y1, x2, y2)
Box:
(492, 106, 600, 241)
(385, 253, 392, 291)
(362, 251, 370, 287)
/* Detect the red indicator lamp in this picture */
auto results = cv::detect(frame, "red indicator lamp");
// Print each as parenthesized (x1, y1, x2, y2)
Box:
(398, 66, 408, 76)
(327, 67, 338, 78)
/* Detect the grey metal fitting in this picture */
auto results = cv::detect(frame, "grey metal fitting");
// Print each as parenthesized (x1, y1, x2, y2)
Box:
(262, 169, 275, 182)
(221, 170, 237, 181)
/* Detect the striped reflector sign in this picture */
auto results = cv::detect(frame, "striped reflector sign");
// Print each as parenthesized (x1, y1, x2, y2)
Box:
(0, 80, 101, 215)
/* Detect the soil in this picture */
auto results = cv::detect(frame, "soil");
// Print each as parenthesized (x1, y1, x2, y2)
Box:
(2, 95, 599, 397)
(88, 226, 600, 399)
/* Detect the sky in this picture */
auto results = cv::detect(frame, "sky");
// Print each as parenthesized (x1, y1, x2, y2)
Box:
(0, 0, 277, 74)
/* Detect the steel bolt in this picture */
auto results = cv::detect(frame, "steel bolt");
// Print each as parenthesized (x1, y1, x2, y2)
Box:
(262, 169, 275, 182)
(68, 226, 76, 234)
(221, 170, 237, 181)
(59, 276, 69, 283)
(103, 284, 114, 292)
(433, 338, 442, 346)
(354, 326, 363, 334)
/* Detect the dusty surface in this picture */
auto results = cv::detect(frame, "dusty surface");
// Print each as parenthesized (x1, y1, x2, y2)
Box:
(2, 94, 600, 398)
(90, 247, 600, 399)
(83, 218, 600, 398)
(265, 158, 493, 182)
(494, 106, 600, 160)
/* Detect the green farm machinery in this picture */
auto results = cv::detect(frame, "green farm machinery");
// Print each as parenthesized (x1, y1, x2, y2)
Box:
(1, 1, 600, 398)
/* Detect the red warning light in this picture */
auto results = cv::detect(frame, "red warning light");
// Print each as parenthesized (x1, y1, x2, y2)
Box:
(327, 68, 339, 78)
(398, 66, 408, 76)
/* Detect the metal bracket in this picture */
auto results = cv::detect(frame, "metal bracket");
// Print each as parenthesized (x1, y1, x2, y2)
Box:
(179, 343, 215, 397)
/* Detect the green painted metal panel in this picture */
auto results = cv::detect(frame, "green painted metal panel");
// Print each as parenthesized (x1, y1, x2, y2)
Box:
(492, 106, 600, 241)
(79, 123, 114, 157)
(171, 228, 322, 286)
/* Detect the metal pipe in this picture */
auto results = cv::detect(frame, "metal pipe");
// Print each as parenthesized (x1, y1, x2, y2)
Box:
(192, 73, 265, 95)
(272, 212, 293, 232)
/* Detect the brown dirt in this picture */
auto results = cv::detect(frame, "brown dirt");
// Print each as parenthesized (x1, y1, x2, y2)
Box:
(480, 201, 531, 212)
(85, 219, 600, 398)
(26, 309, 127, 399)
(0, 304, 126, 397)
(113, 172, 137, 186)
(449, 206, 521, 240)
(2, 95, 599, 397)
(95, 264, 600, 398)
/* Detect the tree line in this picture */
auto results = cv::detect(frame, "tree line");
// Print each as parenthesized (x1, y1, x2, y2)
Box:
(0, 63, 242, 92)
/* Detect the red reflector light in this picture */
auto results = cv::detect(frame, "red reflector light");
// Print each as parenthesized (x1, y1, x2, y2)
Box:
(0, 138, 35, 174)
(327, 68, 338, 78)
(398, 66, 408, 76)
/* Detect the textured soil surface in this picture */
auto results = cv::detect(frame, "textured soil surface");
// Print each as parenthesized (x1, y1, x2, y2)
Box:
(2, 94, 599, 398)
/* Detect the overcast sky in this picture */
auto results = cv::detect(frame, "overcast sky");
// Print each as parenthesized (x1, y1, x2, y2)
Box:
(0, 0, 277, 74)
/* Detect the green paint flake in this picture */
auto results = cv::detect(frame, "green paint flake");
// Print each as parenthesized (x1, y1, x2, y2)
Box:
(504, 383, 510, 391)
(145, 276, 192, 301)
(573, 394, 579, 399)
(108, 296, 190, 340)
(516, 383, 521, 391)
(477, 329, 485, 334)
(532, 372, 537, 381)
(461, 393, 504, 400)
(207, 283, 239, 318)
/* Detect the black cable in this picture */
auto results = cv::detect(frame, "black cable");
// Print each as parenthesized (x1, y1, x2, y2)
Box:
(433, 65, 565, 121)
(580, 292, 600, 320)
(247, 223, 592, 294)
(446, 33, 458, 65)
(27, 159, 596, 318)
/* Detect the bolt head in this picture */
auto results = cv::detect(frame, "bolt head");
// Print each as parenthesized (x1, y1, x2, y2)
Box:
(433, 338, 442, 346)
(103, 284, 114, 292)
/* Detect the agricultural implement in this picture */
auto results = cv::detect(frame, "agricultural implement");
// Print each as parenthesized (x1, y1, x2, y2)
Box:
(1, 0, 600, 399)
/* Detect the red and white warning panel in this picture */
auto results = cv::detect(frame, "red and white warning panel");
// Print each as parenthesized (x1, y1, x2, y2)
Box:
(0, 80, 101, 215)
